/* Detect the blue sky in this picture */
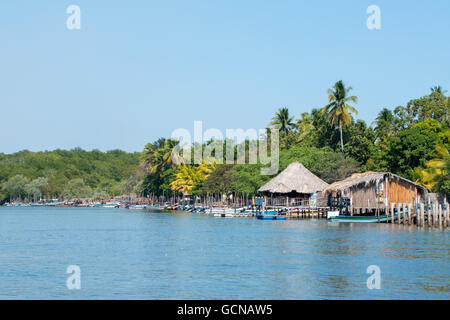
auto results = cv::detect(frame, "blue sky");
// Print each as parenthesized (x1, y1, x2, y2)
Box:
(0, 0, 449, 154)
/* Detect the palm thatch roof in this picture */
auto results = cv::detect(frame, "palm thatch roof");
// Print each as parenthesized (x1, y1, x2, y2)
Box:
(258, 162, 329, 195)
(323, 171, 427, 194)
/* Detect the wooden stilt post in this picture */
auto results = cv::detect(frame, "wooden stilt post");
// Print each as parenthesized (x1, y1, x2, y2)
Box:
(432, 204, 436, 228)
(397, 203, 401, 225)
(445, 203, 450, 228)
(445, 202, 449, 228)
(402, 203, 406, 225)
(417, 203, 421, 227)
(439, 204, 442, 229)
(435, 204, 439, 228)
(430, 204, 433, 227)
(421, 203, 425, 227)
(391, 202, 395, 224)
(407, 203, 412, 225)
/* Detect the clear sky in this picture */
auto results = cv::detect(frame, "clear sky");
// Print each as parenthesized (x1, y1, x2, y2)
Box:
(1, 0, 449, 154)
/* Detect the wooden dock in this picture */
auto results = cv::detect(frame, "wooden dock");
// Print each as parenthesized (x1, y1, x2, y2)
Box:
(266, 201, 449, 229)
(265, 206, 328, 219)
(400, 202, 450, 228)
(349, 201, 449, 228)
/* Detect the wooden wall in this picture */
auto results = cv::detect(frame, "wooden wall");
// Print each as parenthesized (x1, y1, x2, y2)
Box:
(387, 178, 417, 207)
(351, 183, 378, 208)
(350, 177, 419, 209)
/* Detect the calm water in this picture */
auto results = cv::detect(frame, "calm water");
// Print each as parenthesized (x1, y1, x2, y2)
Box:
(0, 207, 448, 299)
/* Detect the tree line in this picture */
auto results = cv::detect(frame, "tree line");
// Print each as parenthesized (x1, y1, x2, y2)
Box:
(1, 81, 448, 203)
(0, 148, 141, 202)
(139, 81, 449, 199)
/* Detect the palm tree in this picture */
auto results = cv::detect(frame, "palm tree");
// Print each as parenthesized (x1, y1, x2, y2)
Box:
(419, 145, 450, 194)
(170, 161, 216, 194)
(431, 86, 447, 95)
(269, 107, 294, 134)
(143, 138, 180, 175)
(170, 165, 197, 194)
(373, 108, 394, 140)
(322, 80, 358, 152)
(295, 112, 315, 143)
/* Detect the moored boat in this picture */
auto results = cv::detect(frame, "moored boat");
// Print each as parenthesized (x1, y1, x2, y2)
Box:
(256, 214, 287, 220)
(100, 203, 120, 208)
(213, 213, 235, 218)
(329, 214, 397, 223)
(128, 205, 148, 210)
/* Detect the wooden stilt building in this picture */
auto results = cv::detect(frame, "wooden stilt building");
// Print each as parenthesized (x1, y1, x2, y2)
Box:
(323, 172, 428, 215)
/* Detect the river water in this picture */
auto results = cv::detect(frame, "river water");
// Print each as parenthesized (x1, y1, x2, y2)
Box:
(0, 207, 448, 299)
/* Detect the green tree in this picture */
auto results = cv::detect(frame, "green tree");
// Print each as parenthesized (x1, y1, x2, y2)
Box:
(322, 80, 358, 152)
(63, 178, 92, 200)
(344, 120, 376, 166)
(143, 138, 180, 175)
(383, 119, 445, 178)
(92, 190, 109, 201)
(431, 85, 447, 95)
(203, 165, 237, 195)
(279, 146, 360, 183)
(24, 177, 48, 201)
(0, 148, 140, 199)
(394, 88, 449, 128)
(310, 108, 341, 150)
(232, 163, 274, 195)
(295, 112, 315, 144)
(269, 107, 295, 134)
(416, 145, 450, 196)
(373, 108, 395, 140)
(3, 175, 30, 201)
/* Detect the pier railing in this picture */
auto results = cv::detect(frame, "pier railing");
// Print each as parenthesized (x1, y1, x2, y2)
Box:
(388, 202, 449, 228)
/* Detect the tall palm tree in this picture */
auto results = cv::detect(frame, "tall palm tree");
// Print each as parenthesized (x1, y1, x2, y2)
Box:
(143, 138, 180, 175)
(269, 107, 294, 134)
(322, 80, 358, 152)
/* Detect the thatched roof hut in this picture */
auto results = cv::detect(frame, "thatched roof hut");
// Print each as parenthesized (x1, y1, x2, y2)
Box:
(323, 172, 427, 194)
(323, 171, 428, 209)
(258, 162, 329, 196)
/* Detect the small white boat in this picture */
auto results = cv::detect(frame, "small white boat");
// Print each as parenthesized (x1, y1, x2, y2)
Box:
(213, 212, 252, 218)
(214, 213, 235, 218)
(128, 205, 148, 210)
(101, 204, 119, 208)
(209, 207, 247, 214)
(327, 211, 340, 219)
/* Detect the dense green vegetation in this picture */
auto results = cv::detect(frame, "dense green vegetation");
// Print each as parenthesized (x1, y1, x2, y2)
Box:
(2, 81, 448, 202)
(139, 81, 449, 198)
(0, 149, 141, 202)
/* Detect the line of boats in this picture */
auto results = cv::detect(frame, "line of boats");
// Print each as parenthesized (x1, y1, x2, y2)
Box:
(3, 202, 288, 219)
(2, 202, 156, 209)
(3, 202, 406, 223)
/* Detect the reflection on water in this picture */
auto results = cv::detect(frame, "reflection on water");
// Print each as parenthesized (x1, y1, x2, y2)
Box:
(0, 207, 448, 299)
